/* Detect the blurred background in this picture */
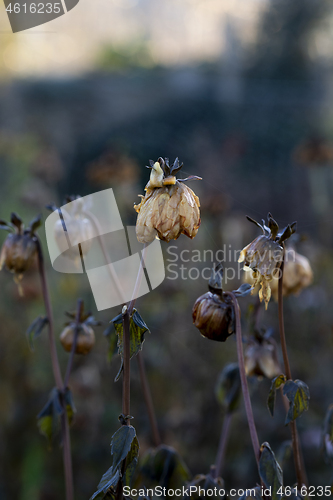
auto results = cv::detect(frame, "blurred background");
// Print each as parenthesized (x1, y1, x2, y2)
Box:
(1, 0, 333, 497)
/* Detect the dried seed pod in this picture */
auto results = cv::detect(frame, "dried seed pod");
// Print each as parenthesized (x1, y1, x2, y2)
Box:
(60, 323, 95, 355)
(134, 157, 201, 243)
(192, 291, 235, 342)
(192, 263, 238, 342)
(239, 213, 297, 309)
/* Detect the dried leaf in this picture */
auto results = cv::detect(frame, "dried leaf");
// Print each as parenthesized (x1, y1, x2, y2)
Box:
(259, 442, 283, 500)
(267, 374, 287, 417)
(283, 379, 310, 425)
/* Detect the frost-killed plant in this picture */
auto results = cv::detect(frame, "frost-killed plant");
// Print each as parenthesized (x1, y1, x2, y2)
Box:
(241, 213, 310, 489)
(91, 158, 203, 500)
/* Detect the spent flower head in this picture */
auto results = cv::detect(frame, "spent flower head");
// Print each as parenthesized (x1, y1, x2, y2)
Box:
(0, 213, 41, 293)
(48, 195, 94, 263)
(244, 328, 281, 380)
(60, 307, 101, 355)
(134, 157, 201, 243)
(239, 213, 297, 309)
(192, 263, 251, 342)
(243, 246, 313, 302)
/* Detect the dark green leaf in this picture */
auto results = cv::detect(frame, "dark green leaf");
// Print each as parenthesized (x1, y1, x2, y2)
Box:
(123, 435, 139, 487)
(111, 426, 136, 472)
(276, 440, 292, 468)
(140, 445, 190, 489)
(114, 359, 123, 382)
(232, 283, 253, 297)
(37, 388, 63, 447)
(259, 442, 283, 500)
(246, 216, 264, 234)
(104, 324, 119, 363)
(267, 374, 286, 417)
(64, 388, 76, 425)
(185, 474, 225, 499)
(90, 467, 120, 500)
(283, 380, 310, 425)
(238, 486, 262, 499)
(26, 316, 49, 351)
(113, 309, 150, 369)
(323, 404, 333, 462)
(28, 214, 42, 234)
(215, 363, 241, 413)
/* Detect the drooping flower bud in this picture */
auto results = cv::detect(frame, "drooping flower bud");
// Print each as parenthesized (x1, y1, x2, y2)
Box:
(244, 331, 281, 379)
(59, 308, 100, 355)
(134, 157, 201, 243)
(0, 213, 41, 292)
(192, 264, 235, 342)
(239, 213, 297, 309)
(50, 196, 94, 263)
(60, 324, 95, 355)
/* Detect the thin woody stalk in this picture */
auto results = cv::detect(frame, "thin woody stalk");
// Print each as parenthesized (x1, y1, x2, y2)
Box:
(224, 292, 260, 466)
(35, 237, 74, 500)
(278, 249, 307, 488)
(214, 412, 232, 479)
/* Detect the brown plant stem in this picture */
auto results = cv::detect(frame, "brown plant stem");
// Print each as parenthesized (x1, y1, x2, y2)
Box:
(224, 292, 260, 467)
(36, 237, 63, 390)
(137, 351, 162, 447)
(63, 299, 83, 389)
(122, 307, 131, 420)
(278, 249, 307, 488)
(214, 412, 232, 479)
(35, 236, 74, 500)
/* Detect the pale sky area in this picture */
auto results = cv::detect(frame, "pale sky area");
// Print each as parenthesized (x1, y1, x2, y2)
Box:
(0, 0, 269, 76)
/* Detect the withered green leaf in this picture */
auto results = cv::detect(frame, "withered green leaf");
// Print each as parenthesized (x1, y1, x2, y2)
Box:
(267, 374, 287, 417)
(283, 379, 310, 425)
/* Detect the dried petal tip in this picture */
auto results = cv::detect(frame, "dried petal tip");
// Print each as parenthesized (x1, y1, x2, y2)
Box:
(135, 157, 201, 243)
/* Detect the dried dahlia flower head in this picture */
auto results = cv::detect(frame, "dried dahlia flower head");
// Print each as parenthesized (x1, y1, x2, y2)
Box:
(239, 213, 297, 309)
(243, 247, 313, 301)
(0, 213, 41, 294)
(134, 157, 201, 243)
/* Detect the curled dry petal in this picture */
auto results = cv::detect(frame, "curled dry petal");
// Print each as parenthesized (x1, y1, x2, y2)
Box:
(239, 235, 283, 309)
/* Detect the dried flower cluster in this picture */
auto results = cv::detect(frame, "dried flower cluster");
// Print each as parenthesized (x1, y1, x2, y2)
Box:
(239, 214, 296, 309)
